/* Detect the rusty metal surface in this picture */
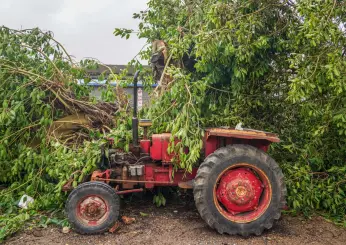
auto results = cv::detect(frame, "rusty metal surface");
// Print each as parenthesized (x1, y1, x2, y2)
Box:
(178, 180, 194, 189)
(116, 188, 144, 195)
(205, 128, 280, 142)
(94, 177, 174, 184)
(62, 179, 73, 191)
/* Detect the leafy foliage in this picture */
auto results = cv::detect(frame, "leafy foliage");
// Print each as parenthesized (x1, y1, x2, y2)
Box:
(153, 192, 167, 207)
(115, 0, 346, 223)
(0, 27, 113, 240)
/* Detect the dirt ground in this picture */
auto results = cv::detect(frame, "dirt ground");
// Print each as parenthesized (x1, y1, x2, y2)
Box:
(5, 193, 346, 245)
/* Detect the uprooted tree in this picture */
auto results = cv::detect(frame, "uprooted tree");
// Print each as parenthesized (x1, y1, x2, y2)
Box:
(115, 0, 346, 222)
(0, 0, 345, 241)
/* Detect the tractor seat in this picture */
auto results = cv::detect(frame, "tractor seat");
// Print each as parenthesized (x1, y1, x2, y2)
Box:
(139, 119, 152, 127)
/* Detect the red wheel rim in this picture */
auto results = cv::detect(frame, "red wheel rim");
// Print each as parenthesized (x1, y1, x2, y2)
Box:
(214, 163, 272, 223)
(76, 195, 110, 226)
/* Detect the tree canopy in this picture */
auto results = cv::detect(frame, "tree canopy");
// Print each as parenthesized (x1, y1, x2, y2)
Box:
(116, 0, 346, 223)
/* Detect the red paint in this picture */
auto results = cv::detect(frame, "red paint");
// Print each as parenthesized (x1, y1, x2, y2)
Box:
(140, 140, 151, 154)
(201, 128, 279, 156)
(149, 133, 180, 163)
(215, 165, 272, 223)
(144, 164, 197, 189)
(116, 188, 144, 195)
(216, 168, 263, 214)
(168, 164, 173, 182)
(204, 137, 272, 157)
(225, 137, 233, 145)
(150, 134, 162, 160)
(144, 164, 155, 188)
(91, 169, 111, 183)
(205, 136, 219, 157)
(76, 195, 109, 227)
(161, 133, 174, 162)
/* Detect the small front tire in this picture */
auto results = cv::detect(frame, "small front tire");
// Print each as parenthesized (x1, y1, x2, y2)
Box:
(66, 181, 120, 234)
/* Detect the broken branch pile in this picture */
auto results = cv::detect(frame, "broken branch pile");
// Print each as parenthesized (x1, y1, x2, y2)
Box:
(0, 27, 124, 240)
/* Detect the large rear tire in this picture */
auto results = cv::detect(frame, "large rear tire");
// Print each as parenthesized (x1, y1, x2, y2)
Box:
(193, 144, 286, 236)
(66, 181, 120, 234)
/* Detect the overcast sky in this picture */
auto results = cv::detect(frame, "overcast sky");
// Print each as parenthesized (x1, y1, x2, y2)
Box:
(0, 0, 148, 64)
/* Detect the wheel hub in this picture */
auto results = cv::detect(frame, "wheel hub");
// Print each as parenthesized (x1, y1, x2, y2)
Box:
(78, 196, 107, 223)
(216, 168, 263, 215)
(227, 180, 255, 205)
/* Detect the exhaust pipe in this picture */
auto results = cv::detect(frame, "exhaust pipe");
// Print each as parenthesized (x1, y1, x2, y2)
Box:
(132, 70, 140, 146)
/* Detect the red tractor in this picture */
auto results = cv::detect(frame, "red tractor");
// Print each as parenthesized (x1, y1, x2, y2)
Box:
(65, 71, 286, 236)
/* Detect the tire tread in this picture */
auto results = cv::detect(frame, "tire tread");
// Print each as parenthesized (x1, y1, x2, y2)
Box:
(66, 181, 120, 234)
(193, 144, 286, 236)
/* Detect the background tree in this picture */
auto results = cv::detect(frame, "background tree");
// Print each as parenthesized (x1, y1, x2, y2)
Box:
(115, 0, 346, 223)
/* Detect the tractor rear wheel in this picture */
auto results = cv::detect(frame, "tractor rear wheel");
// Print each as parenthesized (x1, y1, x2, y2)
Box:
(193, 144, 286, 236)
(66, 181, 120, 234)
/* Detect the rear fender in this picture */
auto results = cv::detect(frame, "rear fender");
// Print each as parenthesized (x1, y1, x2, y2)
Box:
(204, 128, 280, 157)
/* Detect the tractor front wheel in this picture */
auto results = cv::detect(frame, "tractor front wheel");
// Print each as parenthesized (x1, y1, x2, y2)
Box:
(193, 144, 286, 236)
(66, 181, 120, 234)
